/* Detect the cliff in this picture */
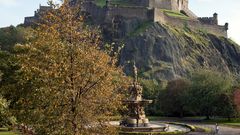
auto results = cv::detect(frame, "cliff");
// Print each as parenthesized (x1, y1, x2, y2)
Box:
(117, 22, 240, 81)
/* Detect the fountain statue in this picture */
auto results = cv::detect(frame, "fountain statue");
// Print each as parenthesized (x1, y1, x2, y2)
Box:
(120, 62, 166, 132)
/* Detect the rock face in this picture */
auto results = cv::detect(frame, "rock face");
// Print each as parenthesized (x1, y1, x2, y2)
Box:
(117, 22, 240, 81)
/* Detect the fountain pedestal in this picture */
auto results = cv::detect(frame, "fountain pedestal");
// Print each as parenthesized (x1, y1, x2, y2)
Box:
(120, 63, 166, 132)
(122, 82, 153, 127)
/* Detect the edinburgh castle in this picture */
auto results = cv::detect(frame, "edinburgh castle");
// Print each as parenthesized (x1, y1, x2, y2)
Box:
(24, 0, 229, 37)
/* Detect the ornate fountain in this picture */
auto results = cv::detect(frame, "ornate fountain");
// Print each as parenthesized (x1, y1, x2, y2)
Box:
(120, 63, 166, 132)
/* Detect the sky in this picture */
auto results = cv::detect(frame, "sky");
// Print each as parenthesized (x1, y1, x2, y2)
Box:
(0, 0, 239, 44)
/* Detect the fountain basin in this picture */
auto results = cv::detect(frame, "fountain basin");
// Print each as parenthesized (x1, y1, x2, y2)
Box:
(120, 123, 166, 132)
(123, 100, 153, 105)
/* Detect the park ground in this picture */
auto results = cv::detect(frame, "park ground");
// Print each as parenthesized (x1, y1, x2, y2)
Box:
(150, 117, 240, 135)
(1, 117, 240, 135)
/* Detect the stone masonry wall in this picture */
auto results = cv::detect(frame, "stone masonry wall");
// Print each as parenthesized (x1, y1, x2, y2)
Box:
(154, 9, 227, 37)
(82, 2, 107, 24)
(151, 0, 173, 10)
(105, 6, 152, 22)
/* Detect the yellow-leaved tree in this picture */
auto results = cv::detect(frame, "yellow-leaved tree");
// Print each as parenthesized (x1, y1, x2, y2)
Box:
(14, 0, 127, 134)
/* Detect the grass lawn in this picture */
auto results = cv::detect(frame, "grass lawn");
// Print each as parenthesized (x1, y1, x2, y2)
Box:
(0, 128, 18, 135)
(224, 123, 240, 127)
(203, 117, 240, 127)
(0, 132, 17, 135)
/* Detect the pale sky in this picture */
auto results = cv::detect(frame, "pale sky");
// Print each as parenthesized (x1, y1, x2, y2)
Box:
(0, 0, 239, 44)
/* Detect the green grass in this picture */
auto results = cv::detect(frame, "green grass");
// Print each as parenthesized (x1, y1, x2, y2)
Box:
(128, 21, 153, 37)
(204, 118, 240, 128)
(0, 129, 8, 132)
(94, 0, 106, 7)
(162, 9, 190, 20)
(223, 123, 240, 128)
(0, 132, 17, 135)
(0, 128, 19, 135)
(110, 0, 133, 6)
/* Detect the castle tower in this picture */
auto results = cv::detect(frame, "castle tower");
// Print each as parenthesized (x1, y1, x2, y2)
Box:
(213, 13, 218, 25)
(171, 0, 189, 11)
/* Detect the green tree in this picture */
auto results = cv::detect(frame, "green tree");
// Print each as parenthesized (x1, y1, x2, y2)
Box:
(140, 79, 164, 115)
(8, 1, 127, 135)
(0, 26, 27, 51)
(215, 93, 237, 120)
(188, 70, 234, 119)
(158, 78, 191, 117)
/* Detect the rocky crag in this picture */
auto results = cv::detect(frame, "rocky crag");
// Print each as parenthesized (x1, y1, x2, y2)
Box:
(116, 22, 240, 81)
(22, 1, 240, 81)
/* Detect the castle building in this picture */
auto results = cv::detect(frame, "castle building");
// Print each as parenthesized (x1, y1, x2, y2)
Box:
(24, 0, 229, 37)
(24, 5, 52, 26)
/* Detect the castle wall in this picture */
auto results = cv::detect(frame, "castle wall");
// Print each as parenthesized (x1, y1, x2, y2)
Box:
(154, 9, 227, 37)
(181, 0, 189, 11)
(105, 6, 152, 22)
(171, 0, 179, 11)
(198, 17, 218, 25)
(111, 0, 149, 7)
(150, 0, 173, 10)
(82, 2, 107, 24)
(24, 17, 38, 26)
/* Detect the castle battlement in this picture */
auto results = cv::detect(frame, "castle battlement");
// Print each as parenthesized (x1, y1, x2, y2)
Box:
(198, 13, 218, 25)
(23, 0, 229, 37)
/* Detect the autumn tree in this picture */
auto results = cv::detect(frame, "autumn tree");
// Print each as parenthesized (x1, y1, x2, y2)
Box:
(11, 1, 127, 134)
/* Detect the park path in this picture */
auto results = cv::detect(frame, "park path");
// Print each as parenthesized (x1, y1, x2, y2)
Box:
(155, 120, 240, 135)
(187, 123, 240, 135)
(151, 121, 191, 132)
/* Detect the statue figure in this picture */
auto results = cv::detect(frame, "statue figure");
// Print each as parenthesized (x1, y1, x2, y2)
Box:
(133, 61, 138, 83)
(122, 61, 152, 128)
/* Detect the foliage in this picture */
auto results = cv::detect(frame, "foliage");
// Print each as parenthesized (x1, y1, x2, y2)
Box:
(4, 1, 128, 135)
(0, 96, 16, 127)
(127, 21, 153, 37)
(158, 79, 191, 117)
(0, 26, 29, 51)
(188, 70, 235, 119)
(0, 51, 20, 101)
(94, 0, 106, 7)
(150, 69, 238, 118)
(234, 88, 240, 113)
(215, 93, 237, 120)
(140, 79, 164, 115)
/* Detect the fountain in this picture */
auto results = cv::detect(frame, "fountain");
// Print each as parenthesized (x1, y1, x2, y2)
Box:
(120, 63, 166, 132)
